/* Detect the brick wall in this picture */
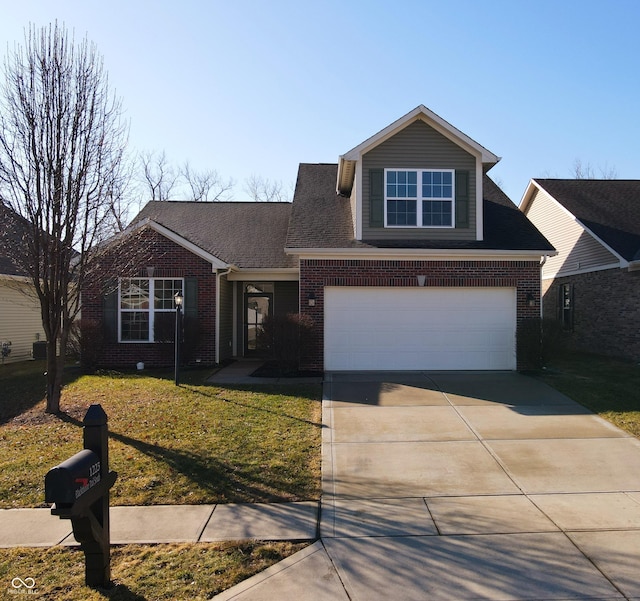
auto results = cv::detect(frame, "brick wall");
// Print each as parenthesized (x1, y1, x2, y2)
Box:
(542, 267, 640, 361)
(299, 258, 541, 371)
(81, 228, 216, 369)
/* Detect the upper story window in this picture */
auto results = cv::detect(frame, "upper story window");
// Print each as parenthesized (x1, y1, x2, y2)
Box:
(119, 278, 184, 342)
(385, 169, 455, 228)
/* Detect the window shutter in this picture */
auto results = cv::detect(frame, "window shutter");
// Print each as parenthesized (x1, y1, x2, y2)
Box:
(103, 288, 118, 342)
(184, 277, 198, 320)
(455, 170, 470, 229)
(369, 168, 384, 228)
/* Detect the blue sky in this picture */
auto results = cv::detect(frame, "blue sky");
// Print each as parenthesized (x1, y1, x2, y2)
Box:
(2, 0, 639, 205)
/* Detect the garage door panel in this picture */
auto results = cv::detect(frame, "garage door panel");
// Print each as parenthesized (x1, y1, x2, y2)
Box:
(324, 287, 516, 371)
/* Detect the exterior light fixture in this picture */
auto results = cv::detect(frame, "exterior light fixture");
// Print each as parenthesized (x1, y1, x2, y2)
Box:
(526, 293, 535, 307)
(308, 291, 316, 307)
(174, 291, 183, 385)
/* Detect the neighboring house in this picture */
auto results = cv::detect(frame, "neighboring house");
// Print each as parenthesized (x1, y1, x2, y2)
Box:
(82, 105, 554, 372)
(0, 204, 47, 363)
(521, 179, 640, 361)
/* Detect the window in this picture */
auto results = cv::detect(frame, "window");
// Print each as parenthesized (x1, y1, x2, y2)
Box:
(385, 169, 455, 227)
(119, 278, 184, 342)
(559, 283, 573, 330)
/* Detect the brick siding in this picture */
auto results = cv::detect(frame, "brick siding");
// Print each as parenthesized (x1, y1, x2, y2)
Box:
(542, 267, 640, 361)
(81, 228, 216, 369)
(299, 258, 541, 371)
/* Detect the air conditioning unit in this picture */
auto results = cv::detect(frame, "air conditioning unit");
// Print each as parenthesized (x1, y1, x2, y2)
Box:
(32, 341, 47, 360)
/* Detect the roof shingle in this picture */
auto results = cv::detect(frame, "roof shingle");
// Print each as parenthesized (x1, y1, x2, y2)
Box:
(0, 204, 31, 277)
(286, 164, 554, 252)
(534, 179, 640, 261)
(133, 201, 296, 269)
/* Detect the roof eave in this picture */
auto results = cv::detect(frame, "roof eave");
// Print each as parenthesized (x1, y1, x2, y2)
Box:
(285, 247, 556, 259)
(337, 157, 357, 196)
(227, 268, 299, 281)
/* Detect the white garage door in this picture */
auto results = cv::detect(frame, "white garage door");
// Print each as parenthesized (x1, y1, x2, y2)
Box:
(324, 287, 516, 371)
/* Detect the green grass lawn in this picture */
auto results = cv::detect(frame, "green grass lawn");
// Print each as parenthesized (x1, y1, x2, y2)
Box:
(0, 361, 320, 599)
(0, 362, 322, 508)
(535, 351, 640, 438)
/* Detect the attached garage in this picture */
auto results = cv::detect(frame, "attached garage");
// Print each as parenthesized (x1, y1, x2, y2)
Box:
(324, 287, 517, 371)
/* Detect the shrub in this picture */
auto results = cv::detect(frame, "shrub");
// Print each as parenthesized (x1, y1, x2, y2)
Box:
(517, 318, 569, 371)
(153, 313, 203, 365)
(256, 313, 315, 372)
(79, 319, 105, 371)
(517, 318, 542, 371)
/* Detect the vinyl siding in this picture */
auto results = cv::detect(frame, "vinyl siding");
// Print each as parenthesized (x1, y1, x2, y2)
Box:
(362, 120, 477, 241)
(0, 279, 46, 363)
(526, 187, 619, 278)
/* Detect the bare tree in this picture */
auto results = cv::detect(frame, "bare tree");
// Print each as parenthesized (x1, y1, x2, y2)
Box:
(181, 161, 234, 201)
(0, 23, 128, 413)
(244, 174, 290, 202)
(572, 158, 618, 179)
(139, 149, 179, 200)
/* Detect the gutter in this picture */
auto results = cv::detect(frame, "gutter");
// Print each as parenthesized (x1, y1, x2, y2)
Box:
(539, 255, 549, 318)
(285, 247, 558, 260)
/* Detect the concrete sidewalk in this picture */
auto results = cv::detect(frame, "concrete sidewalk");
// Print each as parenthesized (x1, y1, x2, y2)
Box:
(0, 502, 319, 548)
(217, 371, 640, 601)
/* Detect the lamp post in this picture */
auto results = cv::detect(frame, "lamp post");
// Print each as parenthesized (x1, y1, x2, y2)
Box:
(174, 291, 183, 386)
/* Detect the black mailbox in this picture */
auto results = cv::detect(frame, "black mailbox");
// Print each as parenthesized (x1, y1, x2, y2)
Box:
(45, 404, 117, 588)
(45, 449, 102, 507)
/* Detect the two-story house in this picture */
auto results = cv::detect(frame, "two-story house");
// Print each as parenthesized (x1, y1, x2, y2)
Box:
(81, 106, 554, 372)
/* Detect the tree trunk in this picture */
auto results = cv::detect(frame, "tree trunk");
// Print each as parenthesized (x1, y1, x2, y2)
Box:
(44, 340, 63, 414)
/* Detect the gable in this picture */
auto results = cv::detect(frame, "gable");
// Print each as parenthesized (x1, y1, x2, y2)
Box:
(336, 106, 503, 244)
(361, 120, 477, 241)
(523, 179, 640, 264)
(524, 186, 619, 278)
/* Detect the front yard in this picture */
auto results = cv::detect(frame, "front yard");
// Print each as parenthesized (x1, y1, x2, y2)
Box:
(0, 362, 322, 508)
(0, 362, 321, 599)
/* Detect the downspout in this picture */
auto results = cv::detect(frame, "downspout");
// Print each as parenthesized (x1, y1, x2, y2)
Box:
(539, 255, 548, 319)
(215, 266, 234, 365)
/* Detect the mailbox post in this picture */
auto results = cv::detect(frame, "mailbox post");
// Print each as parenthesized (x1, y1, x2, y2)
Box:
(45, 404, 117, 588)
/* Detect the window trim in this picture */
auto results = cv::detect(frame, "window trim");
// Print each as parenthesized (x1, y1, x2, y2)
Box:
(118, 277, 185, 343)
(383, 168, 456, 228)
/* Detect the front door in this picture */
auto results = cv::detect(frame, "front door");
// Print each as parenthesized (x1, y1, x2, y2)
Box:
(244, 286, 273, 356)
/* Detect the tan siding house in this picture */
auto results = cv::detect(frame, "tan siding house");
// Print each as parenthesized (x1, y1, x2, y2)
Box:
(521, 179, 640, 360)
(0, 205, 47, 364)
(0, 278, 46, 363)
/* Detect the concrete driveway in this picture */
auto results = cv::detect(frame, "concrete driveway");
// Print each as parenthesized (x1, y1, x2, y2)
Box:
(218, 371, 640, 600)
